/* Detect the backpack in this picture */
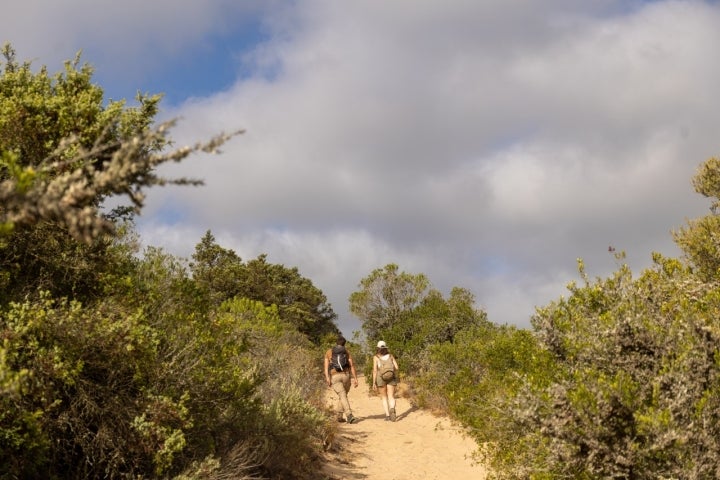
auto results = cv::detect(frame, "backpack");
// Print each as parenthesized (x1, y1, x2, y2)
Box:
(377, 355, 395, 382)
(330, 345, 350, 372)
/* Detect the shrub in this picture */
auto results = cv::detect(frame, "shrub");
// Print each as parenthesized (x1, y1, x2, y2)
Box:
(493, 256, 720, 479)
(0, 294, 171, 478)
(209, 298, 330, 479)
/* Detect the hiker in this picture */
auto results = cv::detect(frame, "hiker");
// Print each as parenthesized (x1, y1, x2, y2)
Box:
(324, 335, 359, 423)
(372, 340, 399, 422)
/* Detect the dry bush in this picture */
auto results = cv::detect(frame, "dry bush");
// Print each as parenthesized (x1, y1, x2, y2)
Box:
(173, 442, 267, 480)
(491, 258, 720, 479)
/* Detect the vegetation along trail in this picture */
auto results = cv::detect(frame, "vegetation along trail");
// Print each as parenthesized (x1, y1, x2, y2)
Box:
(323, 377, 487, 480)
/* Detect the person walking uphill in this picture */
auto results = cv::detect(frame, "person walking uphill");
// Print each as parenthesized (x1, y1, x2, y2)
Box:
(373, 341, 399, 422)
(324, 335, 360, 424)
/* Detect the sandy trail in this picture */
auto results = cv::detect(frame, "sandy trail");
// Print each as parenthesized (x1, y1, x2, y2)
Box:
(322, 378, 487, 480)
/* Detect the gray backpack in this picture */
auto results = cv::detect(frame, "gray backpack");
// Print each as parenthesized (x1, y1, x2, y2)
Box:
(378, 355, 395, 381)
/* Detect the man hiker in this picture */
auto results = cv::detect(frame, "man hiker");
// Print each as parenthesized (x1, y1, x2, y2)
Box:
(324, 335, 359, 423)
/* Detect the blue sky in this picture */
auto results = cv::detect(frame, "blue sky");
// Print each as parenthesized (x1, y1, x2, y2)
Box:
(4, 1, 720, 337)
(94, 15, 269, 105)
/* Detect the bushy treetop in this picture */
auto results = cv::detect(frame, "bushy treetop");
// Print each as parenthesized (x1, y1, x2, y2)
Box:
(0, 43, 241, 243)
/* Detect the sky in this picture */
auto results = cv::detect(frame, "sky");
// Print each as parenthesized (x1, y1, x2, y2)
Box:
(4, 0, 720, 336)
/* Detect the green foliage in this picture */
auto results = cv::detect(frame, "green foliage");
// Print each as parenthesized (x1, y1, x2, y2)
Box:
(0, 248, 333, 479)
(688, 156, 720, 210)
(0, 46, 334, 480)
(673, 213, 720, 281)
(410, 319, 556, 478)
(673, 157, 720, 280)
(0, 44, 237, 309)
(0, 43, 240, 243)
(351, 264, 487, 391)
(242, 255, 338, 343)
(191, 231, 338, 343)
(208, 298, 330, 479)
(0, 221, 126, 306)
(189, 230, 245, 309)
(349, 263, 430, 341)
(386, 287, 487, 367)
(403, 157, 720, 479)
(130, 248, 329, 479)
(0, 294, 166, 478)
(487, 255, 720, 479)
(353, 167, 720, 479)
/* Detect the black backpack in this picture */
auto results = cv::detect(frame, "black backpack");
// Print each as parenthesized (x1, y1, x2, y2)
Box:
(330, 345, 350, 372)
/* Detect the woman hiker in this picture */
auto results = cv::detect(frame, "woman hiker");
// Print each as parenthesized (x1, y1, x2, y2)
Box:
(372, 340, 399, 422)
(324, 335, 359, 423)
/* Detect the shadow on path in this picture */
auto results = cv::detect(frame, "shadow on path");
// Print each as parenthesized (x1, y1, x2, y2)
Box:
(321, 378, 486, 479)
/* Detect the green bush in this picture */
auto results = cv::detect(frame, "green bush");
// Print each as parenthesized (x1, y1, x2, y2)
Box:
(0, 266, 332, 479)
(0, 46, 335, 479)
(0, 294, 169, 478)
(491, 257, 720, 479)
(209, 298, 330, 479)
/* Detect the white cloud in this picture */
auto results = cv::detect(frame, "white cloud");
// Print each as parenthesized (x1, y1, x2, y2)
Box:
(5, 0, 720, 334)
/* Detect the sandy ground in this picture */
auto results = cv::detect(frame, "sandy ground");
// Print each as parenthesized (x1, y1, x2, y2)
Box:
(322, 377, 487, 480)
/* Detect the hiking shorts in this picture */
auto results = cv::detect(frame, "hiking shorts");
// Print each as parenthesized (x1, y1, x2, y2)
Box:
(376, 375, 398, 387)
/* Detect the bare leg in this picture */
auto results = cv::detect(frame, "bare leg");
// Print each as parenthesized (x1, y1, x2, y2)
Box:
(387, 384, 397, 421)
(387, 384, 396, 411)
(378, 385, 390, 417)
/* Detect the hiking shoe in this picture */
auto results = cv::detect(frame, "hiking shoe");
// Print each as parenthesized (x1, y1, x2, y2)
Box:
(337, 416, 346, 423)
(389, 409, 396, 422)
(346, 414, 358, 424)
(384, 416, 390, 422)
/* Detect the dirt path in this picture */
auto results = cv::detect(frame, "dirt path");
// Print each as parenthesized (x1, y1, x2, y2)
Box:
(322, 378, 487, 480)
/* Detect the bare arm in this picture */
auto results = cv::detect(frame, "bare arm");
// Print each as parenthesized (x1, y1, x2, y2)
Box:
(349, 353, 359, 388)
(323, 352, 331, 387)
(372, 355, 378, 389)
